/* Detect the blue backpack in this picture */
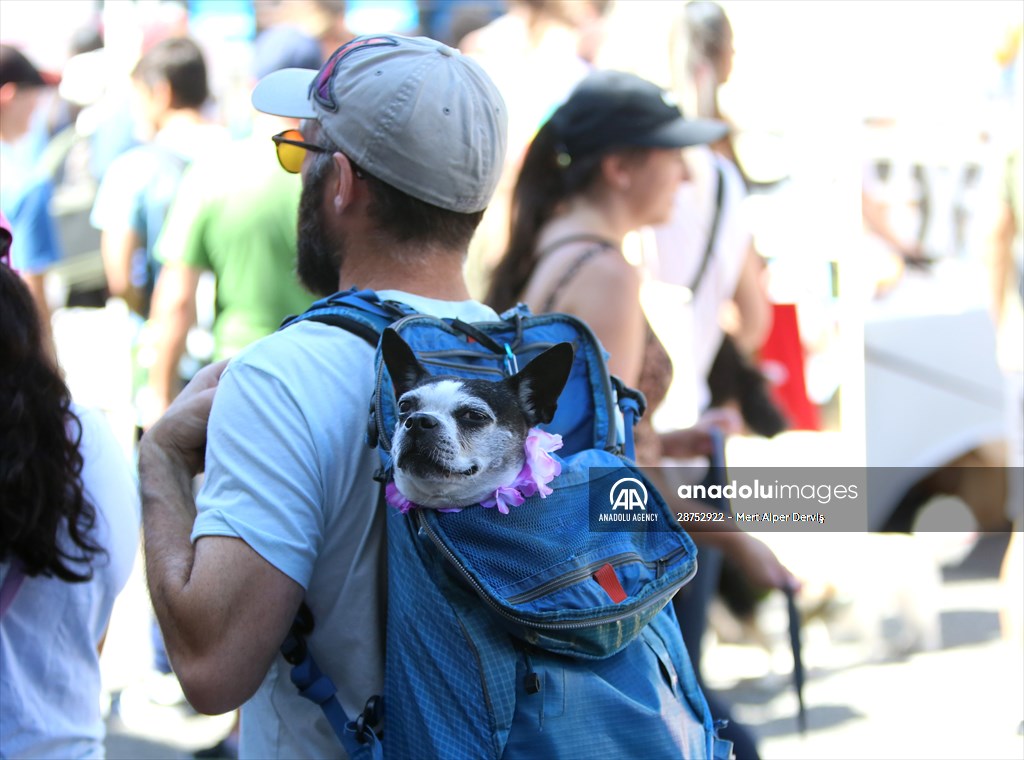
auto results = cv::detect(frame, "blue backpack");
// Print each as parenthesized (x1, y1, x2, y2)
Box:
(279, 289, 732, 760)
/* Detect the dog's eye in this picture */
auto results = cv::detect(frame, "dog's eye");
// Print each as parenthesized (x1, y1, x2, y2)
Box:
(398, 399, 412, 414)
(459, 409, 491, 423)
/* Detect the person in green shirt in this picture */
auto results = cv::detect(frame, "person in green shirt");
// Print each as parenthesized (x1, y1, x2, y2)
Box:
(143, 28, 320, 426)
(144, 119, 315, 424)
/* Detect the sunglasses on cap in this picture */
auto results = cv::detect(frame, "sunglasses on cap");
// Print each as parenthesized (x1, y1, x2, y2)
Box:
(271, 129, 365, 178)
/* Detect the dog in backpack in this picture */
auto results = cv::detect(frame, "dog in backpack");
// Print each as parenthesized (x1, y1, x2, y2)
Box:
(381, 329, 574, 509)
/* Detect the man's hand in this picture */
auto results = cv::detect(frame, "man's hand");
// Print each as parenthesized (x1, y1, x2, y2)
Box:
(143, 360, 228, 476)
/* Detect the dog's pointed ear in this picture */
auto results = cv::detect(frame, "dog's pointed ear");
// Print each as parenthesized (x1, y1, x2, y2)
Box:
(381, 328, 428, 398)
(506, 342, 575, 426)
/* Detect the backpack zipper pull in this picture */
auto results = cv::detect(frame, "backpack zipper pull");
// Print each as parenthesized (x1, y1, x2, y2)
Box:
(503, 343, 519, 376)
(522, 648, 541, 694)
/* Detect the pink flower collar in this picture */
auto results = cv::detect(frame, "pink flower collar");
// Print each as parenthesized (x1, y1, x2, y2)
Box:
(385, 428, 563, 514)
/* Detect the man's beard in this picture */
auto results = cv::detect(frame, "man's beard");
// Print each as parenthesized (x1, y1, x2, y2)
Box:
(296, 161, 346, 297)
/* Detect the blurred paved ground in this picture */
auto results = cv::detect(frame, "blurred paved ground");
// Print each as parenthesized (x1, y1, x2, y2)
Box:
(709, 533, 1024, 760)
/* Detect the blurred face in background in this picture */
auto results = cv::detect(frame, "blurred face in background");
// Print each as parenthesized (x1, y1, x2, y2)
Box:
(714, 17, 735, 85)
(622, 147, 689, 227)
(0, 83, 41, 143)
(128, 75, 169, 141)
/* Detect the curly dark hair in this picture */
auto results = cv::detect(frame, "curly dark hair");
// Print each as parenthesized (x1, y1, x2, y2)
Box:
(0, 266, 103, 581)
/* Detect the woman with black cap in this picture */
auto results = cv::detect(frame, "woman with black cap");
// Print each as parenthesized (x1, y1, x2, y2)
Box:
(486, 68, 733, 464)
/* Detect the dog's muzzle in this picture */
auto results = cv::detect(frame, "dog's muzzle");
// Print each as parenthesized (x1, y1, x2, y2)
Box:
(395, 415, 479, 478)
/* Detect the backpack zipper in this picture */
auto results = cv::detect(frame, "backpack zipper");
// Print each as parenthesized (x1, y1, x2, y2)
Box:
(415, 511, 697, 631)
(503, 546, 691, 606)
(417, 357, 506, 375)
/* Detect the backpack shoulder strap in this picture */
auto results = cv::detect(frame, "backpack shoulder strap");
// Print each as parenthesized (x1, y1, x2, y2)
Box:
(299, 312, 383, 347)
(281, 603, 384, 759)
(276, 294, 393, 757)
(279, 288, 417, 346)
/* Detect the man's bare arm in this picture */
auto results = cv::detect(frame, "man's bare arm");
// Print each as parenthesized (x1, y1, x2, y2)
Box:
(139, 361, 304, 714)
(100, 228, 136, 299)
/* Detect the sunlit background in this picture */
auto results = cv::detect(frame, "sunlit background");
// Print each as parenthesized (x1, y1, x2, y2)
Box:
(1, 1, 1021, 758)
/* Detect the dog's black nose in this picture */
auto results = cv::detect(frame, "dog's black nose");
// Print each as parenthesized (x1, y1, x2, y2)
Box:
(405, 413, 438, 431)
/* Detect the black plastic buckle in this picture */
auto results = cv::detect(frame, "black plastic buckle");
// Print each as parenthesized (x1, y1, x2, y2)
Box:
(610, 375, 648, 418)
(354, 696, 383, 744)
(280, 631, 306, 665)
(281, 603, 315, 665)
(293, 602, 314, 636)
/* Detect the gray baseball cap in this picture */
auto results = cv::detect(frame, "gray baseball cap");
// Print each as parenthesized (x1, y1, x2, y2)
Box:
(252, 34, 508, 214)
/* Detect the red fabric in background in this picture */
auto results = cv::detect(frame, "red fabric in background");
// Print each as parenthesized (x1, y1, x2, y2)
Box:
(759, 303, 820, 431)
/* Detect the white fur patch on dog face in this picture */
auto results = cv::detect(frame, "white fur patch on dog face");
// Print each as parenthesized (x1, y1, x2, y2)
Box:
(413, 380, 482, 420)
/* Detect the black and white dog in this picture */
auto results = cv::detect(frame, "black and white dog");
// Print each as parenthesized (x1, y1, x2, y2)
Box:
(381, 329, 574, 509)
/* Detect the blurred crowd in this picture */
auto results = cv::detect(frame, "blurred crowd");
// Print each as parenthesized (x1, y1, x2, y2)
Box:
(1, 1, 1022, 759)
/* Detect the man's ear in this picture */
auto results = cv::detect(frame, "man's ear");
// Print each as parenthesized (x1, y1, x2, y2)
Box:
(506, 342, 575, 426)
(329, 152, 358, 214)
(381, 329, 429, 398)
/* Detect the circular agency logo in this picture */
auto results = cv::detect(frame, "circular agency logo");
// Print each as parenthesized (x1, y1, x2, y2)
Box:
(609, 477, 648, 511)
